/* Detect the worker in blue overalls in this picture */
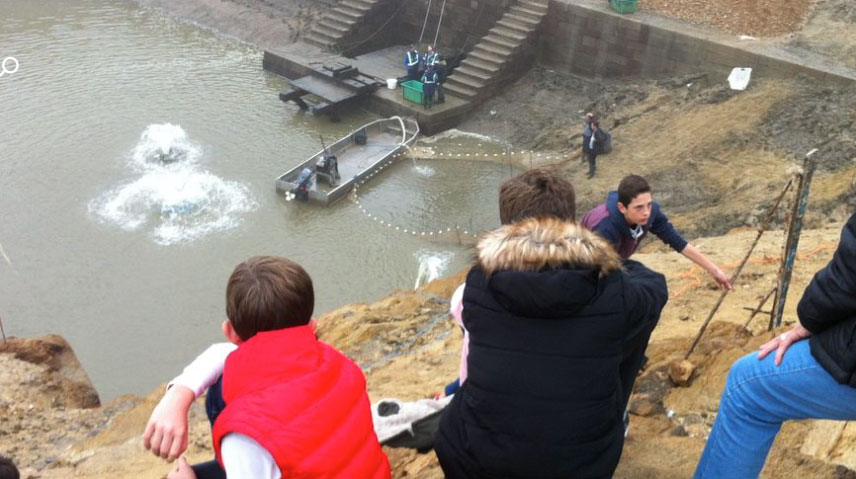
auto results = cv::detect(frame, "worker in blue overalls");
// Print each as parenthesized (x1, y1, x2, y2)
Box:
(423, 45, 441, 105)
(404, 44, 420, 81)
(422, 45, 439, 73)
(421, 65, 439, 110)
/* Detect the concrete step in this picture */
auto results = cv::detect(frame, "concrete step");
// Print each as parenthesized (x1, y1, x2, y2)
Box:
(444, 82, 479, 99)
(509, 5, 548, 20)
(453, 65, 492, 82)
(468, 49, 506, 65)
(446, 74, 485, 90)
(490, 26, 527, 42)
(347, 0, 376, 8)
(318, 20, 350, 34)
(335, 5, 365, 18)
(474, 42, 513, 59)
(461, 58, 501, 74)
(519, 0, 549, 13)
(505, 12, 540, 26)
(326, 12, 358, 27)
(340, 0, 371, 12)
(472, 44, 512, 62)
(497, 18, 536, 34)
(311, 25, 343, 40)
(482, 34, 519, 51)
(305, 34, 334, 48)
(308, 28, 340, 44)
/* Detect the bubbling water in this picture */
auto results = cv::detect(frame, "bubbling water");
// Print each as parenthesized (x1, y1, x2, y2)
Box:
(130, 123, 202, 169)
(414, 250, 454, 289)
(90, 124, 256, 245)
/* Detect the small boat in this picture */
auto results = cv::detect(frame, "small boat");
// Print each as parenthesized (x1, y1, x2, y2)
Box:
(276, 116, 420, 205)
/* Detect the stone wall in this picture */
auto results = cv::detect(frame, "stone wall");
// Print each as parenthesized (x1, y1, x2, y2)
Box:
(539, 0, 856, 84)
(398, 0, 511, 50)
(347, 0, 511, 57)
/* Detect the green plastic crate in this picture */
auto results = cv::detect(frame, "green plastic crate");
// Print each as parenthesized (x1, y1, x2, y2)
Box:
(401, 80, 424, 104)
(610, 0, 637, 13)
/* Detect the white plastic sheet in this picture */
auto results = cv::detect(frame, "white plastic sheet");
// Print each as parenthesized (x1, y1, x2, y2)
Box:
(728, 67, 752, 91)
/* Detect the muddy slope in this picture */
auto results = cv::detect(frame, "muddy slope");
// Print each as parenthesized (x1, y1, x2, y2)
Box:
(460, 67, 856, 239)
(7, 224, 856, 478)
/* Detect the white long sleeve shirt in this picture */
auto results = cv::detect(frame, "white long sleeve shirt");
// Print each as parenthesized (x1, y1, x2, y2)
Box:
(170, 343, 281, 479)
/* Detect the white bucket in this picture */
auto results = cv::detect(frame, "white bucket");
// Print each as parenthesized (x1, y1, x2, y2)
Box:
(386, 78, 398, 89)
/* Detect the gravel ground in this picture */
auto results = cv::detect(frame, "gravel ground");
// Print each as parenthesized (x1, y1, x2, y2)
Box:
(640, 0, 816, 37)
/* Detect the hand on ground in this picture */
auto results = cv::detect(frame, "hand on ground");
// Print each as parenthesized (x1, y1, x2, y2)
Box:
(758, 323, 812, 366)
(143, 385, 195, 462)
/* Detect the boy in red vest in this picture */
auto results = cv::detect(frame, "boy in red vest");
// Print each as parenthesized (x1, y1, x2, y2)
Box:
(144, 256, 390, 479)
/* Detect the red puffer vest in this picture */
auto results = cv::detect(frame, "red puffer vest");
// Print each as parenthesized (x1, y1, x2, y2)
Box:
(212, 326, 391, 478)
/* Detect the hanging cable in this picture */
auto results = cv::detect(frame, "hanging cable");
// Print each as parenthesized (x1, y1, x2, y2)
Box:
(432, 0, 448, 47)
(339, 0, 412, 55)
(418, 0, 433, 44)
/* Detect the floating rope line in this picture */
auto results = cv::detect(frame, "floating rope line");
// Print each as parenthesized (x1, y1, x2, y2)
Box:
(351, 147, 576, 240)
(352, 151, 482, 240)
(419, 150, 575, 161)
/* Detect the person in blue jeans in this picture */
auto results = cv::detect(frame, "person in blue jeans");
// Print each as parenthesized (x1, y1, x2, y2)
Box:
(694, 212, 856, 478)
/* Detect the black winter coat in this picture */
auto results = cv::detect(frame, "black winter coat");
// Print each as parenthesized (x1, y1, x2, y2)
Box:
(582, 129, 607, 155)
(435, 218, 667, 479)
(798, 212, 856, 387)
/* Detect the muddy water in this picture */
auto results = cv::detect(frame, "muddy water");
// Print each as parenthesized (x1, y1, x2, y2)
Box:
(0, 0, 515, 399)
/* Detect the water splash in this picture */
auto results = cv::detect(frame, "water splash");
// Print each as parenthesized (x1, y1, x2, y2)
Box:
(90, 124, 256, 245)
(129, 123, 202, 169)
(417, 128, 502, 145)
(412, 163, 436, 177)
(414, 250, 453, 289)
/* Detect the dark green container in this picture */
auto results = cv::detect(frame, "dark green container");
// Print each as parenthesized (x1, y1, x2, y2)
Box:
(610, 0, 637, 14)
(401, 80, 424, 104)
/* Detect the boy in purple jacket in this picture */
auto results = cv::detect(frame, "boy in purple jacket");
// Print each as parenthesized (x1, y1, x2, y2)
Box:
(582, 174, 733, 290)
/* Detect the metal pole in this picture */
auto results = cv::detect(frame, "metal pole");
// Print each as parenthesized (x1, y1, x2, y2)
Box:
(684, 178, 793, 359)
(772, 150, 818, 329)
(0, 314, 6, 342)
(743, 286, 778, 329)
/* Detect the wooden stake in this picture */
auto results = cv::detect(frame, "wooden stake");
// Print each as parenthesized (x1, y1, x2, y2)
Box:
(684, 179, 793, 359)
(771, 150, 818, 329)
(0, 314, 6, 343)
(743, 286, 778, 329)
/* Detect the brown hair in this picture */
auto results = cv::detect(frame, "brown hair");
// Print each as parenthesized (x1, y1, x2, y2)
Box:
(498, 168, 576, 225)
(225, 256, 314, 341)
(618, 175, 651, 207)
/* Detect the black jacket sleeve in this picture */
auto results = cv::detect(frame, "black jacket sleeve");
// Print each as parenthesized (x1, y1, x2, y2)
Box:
(622, 259, 669, 339)
(797, 213, 856, 333)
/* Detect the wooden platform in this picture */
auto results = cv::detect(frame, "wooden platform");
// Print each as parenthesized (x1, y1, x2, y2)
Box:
(263, 43, 474, 135)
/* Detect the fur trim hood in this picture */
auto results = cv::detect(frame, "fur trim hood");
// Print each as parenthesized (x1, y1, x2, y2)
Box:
(476, 217, 621, 276)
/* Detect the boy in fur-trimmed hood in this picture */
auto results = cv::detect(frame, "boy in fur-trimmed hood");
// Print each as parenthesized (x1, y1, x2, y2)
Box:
(435, 169, 668, 479)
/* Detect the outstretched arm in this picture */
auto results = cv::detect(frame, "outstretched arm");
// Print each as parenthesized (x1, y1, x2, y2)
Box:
(143, 343, 236, 462)
(680, 244, 734, 290)
(144, 385, 195, 462)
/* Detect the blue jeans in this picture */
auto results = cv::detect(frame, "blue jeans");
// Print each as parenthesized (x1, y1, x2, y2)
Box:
(694, 340, 856, 478)
(191, 376, 227, 479)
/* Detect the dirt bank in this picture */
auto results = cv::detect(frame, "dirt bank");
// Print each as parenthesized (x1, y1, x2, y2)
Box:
(459, 67, 856, 240)
(6, 222, 856, 478)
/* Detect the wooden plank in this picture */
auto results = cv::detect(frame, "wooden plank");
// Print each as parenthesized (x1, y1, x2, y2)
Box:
(309, 101, 340, 115)
(291, 76, 356, 103)
(279, 88, 307, 102)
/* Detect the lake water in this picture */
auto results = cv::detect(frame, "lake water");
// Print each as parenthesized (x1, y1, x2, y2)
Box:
(0, 0, 516, 399)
